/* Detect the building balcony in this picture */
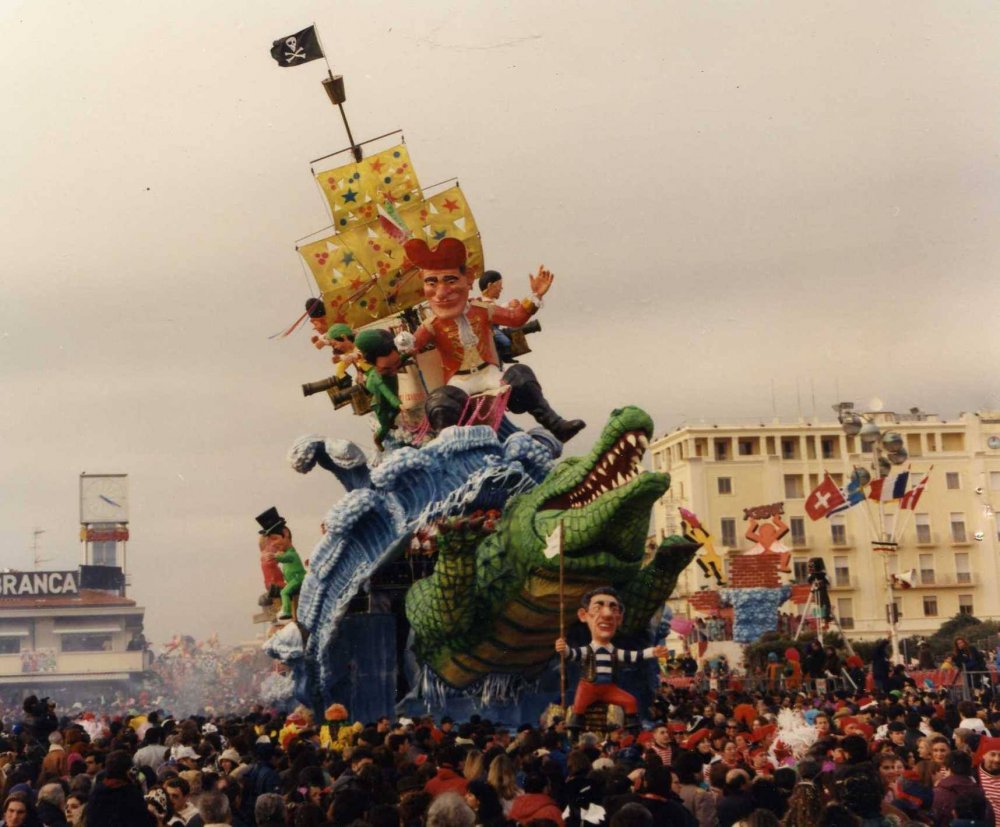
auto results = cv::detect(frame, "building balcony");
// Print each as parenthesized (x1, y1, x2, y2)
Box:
(909, 573, 975, 588)
(0, 650, 146, 684)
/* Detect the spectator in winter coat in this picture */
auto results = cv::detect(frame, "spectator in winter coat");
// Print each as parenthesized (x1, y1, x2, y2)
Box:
(508, 773, 564, 826)
(933, 751, 996, 827)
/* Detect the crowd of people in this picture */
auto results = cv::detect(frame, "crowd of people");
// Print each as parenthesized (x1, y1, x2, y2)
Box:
(1, 638, 1000, 827)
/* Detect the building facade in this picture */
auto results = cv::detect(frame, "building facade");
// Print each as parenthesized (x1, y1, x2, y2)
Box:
(0, 574, 148, 697)
(650, 407, 1000, 640)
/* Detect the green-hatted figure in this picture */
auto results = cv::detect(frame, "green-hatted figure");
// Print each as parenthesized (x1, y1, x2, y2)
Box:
(354, 328, 408, 451)
(256, 507, 306, 621)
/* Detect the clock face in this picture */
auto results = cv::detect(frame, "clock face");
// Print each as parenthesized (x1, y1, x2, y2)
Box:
(80, 474, 129, 523)
(989, 436, 1000, 450)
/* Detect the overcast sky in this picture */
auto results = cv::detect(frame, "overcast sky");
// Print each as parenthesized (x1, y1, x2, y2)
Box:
(2, 1, 998, 647)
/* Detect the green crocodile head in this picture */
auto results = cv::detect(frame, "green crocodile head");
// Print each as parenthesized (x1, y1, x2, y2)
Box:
(507, 405, 669, 577)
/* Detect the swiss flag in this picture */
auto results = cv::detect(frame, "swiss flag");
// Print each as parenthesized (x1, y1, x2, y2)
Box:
(805, 473, 846, 520)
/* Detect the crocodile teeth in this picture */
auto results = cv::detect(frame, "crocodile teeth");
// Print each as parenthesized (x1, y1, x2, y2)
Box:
(638, 435, 649, 449)
(626, 434, 637, 447)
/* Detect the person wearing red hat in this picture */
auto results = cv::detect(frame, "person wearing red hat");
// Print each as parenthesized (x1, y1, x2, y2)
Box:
(400, 237, 584, 442)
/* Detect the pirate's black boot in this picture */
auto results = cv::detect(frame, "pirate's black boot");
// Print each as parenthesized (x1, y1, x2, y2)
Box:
(504, 364, 585, 443)
(424, 386, 469, 432)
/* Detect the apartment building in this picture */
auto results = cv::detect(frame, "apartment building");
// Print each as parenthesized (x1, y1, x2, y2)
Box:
(649, 407, 1000, 640)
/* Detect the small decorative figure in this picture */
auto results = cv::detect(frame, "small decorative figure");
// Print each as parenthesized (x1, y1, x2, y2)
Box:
(305, 297, 330, 337)
(258, 533, 286, 607)
(399, 237, 584, 441)
(680, 507, 725, 586)
(354, 328, 406, 450)
(256, 507, 306, 621)
(316, 323, 370, 384)
(744, 503, 791, 573)
(478, 270, 522, 363)
(554, 586, 668, 733)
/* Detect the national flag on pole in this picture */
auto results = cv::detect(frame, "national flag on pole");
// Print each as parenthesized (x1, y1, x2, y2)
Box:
(891, 569, 916, 589)
(869, 472, 910, 503)
(805, 473, 847, 521)
(899, 470, 931, 511)
(543, 522, 562, 560)
(270, 26, 324, 67)
(828, 478, 866, 516)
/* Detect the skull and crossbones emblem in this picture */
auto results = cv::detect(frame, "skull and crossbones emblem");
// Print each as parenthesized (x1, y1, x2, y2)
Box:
(284, 37, 307, 63)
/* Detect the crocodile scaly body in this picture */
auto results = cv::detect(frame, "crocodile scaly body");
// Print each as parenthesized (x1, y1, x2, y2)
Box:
(406, 406, 696, 688)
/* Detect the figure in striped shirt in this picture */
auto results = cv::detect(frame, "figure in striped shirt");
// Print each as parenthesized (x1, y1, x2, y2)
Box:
(555, 586, 668, 733)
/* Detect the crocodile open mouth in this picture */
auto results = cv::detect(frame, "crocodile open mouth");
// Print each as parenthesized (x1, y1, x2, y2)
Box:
(541, 429, 650, 511)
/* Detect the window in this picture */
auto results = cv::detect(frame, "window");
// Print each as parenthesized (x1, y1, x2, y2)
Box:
(923, 596, 938, 617)
(790, 517, 807, 547)
(781, 438, 799, 460)
(955, 552, 971, 584)
(60, 633, 113, 653)
(793, 560, 809, 584)
(946, 472, 961, 490)
(915, 513, 931, 544)
(833, 556, 850, 587)
(837, 598, 854, 629)
(720, 518, 737, 548)
(919, 554, 935, 585)
(951, 513, 967, 542)
(714, 439, 730, 461)
(821, 437, 837, 459)
(830, 516, 847, 546)
(942, 433, 964, 451)
(784, 474, 804, 499)
(959, 594, 974, 616)
(927, 433, 937, 452)
(738, 438, 758, 456)
(0, 638, 18, 655)
(991, 471, 1000, 491)
(717, 477, 732, 495)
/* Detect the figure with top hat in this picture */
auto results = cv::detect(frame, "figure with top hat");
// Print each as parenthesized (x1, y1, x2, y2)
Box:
(256, 507, 305, 621)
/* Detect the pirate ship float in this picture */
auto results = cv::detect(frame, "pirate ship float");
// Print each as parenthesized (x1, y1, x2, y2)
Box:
(292, 71, 538, 445)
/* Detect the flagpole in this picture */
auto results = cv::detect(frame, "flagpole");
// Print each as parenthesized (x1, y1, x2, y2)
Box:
(558, 519, 566, 711)
(311, 24, 363, 162)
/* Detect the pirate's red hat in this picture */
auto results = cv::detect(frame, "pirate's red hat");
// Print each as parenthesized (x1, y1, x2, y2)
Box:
(404, 237, 467, 271)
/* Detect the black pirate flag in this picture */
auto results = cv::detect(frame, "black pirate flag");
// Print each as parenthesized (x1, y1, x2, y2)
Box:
(270, 26, 324, 67)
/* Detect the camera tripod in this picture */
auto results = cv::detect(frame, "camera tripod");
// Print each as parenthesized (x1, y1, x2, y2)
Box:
(794, 578, 855, 657)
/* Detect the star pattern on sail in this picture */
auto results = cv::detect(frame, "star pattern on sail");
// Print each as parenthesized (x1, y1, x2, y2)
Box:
(299, 173, 483, 328)
(315, 145, 422, 230)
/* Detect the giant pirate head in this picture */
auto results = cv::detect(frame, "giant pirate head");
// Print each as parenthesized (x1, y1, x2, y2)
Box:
(404, 238, 471, 320)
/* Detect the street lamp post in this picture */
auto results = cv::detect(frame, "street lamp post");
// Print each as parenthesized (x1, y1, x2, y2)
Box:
(837, 405, 909, 664)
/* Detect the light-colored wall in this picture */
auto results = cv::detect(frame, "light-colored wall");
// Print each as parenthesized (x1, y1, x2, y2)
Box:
(651, 411, 1000, 639)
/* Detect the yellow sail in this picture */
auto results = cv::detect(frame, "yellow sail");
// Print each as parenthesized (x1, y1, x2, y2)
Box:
(314, 144, 422, 230)
(298, 184, 483, 328)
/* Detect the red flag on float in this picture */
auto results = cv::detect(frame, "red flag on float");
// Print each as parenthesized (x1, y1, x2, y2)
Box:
(869, 472, 910, 502)
(805, 473, 847, 520)
(899, 470, 931, 511)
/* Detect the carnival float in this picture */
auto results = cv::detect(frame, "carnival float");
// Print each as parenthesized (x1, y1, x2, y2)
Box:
(256, 28, 880, 727)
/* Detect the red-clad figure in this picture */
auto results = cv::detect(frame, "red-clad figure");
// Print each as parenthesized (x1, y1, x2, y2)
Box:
(399, 237, 584, 442)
